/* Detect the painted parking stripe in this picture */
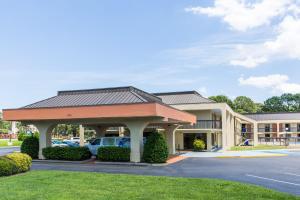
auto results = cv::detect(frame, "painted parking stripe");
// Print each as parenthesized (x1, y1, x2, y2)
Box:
(284, 172, 300, 177)
(246, 174, 300, 187)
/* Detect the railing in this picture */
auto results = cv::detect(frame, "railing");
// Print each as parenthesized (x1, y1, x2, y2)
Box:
(241, 127, 253, 133)
(259, 137, 300, 146)
(179, 120, 222, 130)
(279, 127, 300, 132)
(258, 128, 276, 133)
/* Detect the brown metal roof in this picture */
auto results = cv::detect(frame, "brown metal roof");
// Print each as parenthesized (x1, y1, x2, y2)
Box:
(153, 91, 214, 105)
(23, 86, 162, 109)
(244, 112, 300, 121)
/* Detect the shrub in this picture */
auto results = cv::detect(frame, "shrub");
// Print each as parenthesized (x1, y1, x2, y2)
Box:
(21, 137, 39, 159)
(42, 147, 91, 161)
(143, 132, 168, 163)
(5, 153, 32, 173)
(0, 157, 18, 177)
(97, 147, 130, 162)
(193, 139, 206, 151)
(17, 132, 27, 141)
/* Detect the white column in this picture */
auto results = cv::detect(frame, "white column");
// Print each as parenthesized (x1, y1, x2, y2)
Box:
(230, 115, 235, 147)
(125, 121, 149, 163)
(79, 125, 85, 147)
(222, 110, 227, 150)
(206, 132, 212, 151)
(94, 126, 107, 138)
(165, 125, 180, 155)
(34, 122, 55, 159)
(253, 123, 258, 146)
(217, 133, 222, 147)
(11, 121, 17, 134)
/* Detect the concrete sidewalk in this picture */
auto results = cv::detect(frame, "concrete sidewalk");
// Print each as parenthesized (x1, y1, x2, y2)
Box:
(181, 149, 292, 158)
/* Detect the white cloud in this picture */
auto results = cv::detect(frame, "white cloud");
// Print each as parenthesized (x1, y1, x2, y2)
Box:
(230, 56, 267, 68)
(239, 74, 300, 93)
(185, 0, 291, 32)
(186, 0, 300, 68)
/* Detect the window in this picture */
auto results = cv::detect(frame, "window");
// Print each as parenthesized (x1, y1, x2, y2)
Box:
(285, 124, 291, 132)
(265, 134, 270, 138)
(91, 139, 101, 145)
(102, 138, 115, 146)
(265, 124, 271, 132)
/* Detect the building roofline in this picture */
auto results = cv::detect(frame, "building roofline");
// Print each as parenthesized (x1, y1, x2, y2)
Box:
(153, 91, 202, 96)
(244, 111, 300, 115)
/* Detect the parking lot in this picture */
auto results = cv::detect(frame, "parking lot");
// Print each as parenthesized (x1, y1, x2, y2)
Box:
(31, 150, 300, 196)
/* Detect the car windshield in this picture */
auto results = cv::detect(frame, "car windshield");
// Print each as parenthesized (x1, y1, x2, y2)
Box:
(118, 138, 130, 147)
(91, 139, 101, 145)
(102, 138, 115, 146)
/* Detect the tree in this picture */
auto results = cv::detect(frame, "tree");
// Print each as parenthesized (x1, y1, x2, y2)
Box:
(209, 95, 234, 108)
(233, 96, 257, 113)
(262, 93, 300, 112)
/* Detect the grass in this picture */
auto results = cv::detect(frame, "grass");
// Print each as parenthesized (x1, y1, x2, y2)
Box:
(0, 171, 298, 200)
(230, 145, 287, 151)
(0, 139, 22, 147)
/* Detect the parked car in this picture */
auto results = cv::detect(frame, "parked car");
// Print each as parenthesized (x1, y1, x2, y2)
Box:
(52, 140, 68, 147)
(63, 137, 81, 144)
(62, 141, 80, 147)
(87, 137, 146, 155)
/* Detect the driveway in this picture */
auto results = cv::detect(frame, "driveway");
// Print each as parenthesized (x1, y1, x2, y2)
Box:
(32, 152, 300, 196)
(0, 147, 20, 156)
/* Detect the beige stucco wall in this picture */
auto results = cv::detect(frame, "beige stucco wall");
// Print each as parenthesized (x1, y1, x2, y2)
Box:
(175, 132, 184, 150)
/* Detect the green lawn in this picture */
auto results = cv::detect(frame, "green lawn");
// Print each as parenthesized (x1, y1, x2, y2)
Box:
(230, 145, 287, 151)
(0, 171, 298, 200)
(0, 139, 22, 147)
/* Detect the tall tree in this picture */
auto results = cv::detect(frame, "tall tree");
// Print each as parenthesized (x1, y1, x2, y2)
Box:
(233, 96, 257, 113)
(262, 93, 300, 112)
(209, 95, 234, 108)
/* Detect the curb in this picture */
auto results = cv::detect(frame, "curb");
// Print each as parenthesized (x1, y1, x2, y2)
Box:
(32, 158, 94, 164)
(94, 161, 168, 167)
(216, 154, 288, 158)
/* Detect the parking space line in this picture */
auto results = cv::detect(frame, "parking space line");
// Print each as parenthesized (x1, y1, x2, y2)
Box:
(246, 174, 300, 186)
(284, 172, 300, 177)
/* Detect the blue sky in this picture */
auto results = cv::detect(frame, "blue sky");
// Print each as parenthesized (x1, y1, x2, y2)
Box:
(1, 0, 300, 109)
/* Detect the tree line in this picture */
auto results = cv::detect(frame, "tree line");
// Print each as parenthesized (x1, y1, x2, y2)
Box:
(209, 93, 300, 114)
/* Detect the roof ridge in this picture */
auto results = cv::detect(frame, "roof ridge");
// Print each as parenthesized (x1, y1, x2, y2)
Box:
(153, 91, 202, 96)
(57, 86, 134, 96)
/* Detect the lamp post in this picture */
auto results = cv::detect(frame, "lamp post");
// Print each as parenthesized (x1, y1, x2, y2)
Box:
(285, 127, 289, 146)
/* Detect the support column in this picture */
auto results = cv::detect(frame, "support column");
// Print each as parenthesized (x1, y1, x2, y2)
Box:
(230, 115, 235, 147)
(34, 122, 55, 159)
(164, 125, 180, 155)
(125, 121, 149, 163)
(79, 125, 85, 147)
(206, 132, 212, 151)
(253, 123, 258, 146)
(217, 133, 222, 148)
(221, 110, 227, 150)
(94, 126, 107, 138)
(11, 121, 17, 134)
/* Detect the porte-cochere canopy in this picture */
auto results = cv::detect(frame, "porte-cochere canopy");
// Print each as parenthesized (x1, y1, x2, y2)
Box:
(3, 86, 196, 124)
(3, 86, 196, 162)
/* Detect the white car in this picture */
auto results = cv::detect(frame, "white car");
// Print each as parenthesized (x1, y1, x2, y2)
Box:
(88, 137, 142, 155)
(52, 140, 68, 147)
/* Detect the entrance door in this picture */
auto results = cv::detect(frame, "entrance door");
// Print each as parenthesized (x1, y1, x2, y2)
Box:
(184, 133, 195, 150)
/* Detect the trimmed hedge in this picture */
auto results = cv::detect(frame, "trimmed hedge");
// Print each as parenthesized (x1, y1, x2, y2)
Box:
(97, 146, 130, 162)
(0, 153, 32, 177)
(0, 157, 18, 177)
(193, 139, 206, 152)
(42, 147, 91, 161)
(143, 132, 168, 163)
(5, 153, 32, 173)
(21, 137, 39, 159)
